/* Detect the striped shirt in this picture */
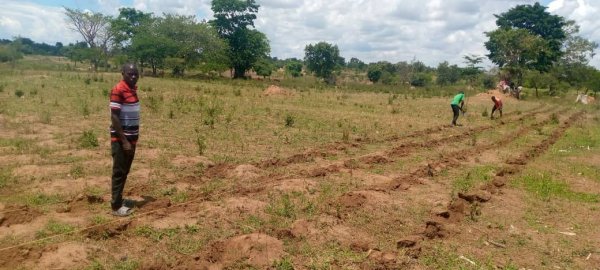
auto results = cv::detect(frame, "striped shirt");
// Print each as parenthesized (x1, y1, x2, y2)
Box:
(109, 80, 140, 143)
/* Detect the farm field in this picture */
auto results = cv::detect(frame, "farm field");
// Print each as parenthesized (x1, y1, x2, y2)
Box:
(0, 59, 599, 269)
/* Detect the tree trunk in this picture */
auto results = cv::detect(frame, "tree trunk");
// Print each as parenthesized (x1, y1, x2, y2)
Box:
(535, 87, 538, 98)
(233, 68, 246, 79)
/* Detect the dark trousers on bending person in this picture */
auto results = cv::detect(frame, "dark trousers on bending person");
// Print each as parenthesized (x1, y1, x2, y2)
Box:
(451, 104, 461, 125)
(491, 105, 502, 118)
(111, 141, 136, 211)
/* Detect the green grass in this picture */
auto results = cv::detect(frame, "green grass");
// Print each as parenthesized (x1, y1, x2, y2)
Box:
(0, 167, 14, 188)
(516, 173, 599, 203)
(35, 219, 76, 239)
(452, 165, 496, 193)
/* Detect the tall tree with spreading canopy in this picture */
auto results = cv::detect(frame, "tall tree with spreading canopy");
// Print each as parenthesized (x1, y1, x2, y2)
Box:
(210, 0, 269, 78)
(304, 42, 343, 84)
(485, 2, 568, 85)
(494, 2, 566, 70)
(64, 7, 113, 70)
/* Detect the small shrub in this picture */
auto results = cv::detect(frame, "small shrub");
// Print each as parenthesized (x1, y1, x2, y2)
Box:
(550, 113, 559, 124)
(40, 111, 51, 124)
(81, 102, 90, 117)
(285, 115, 294, 127)
(79, 130, 99, 148)
(15, 89, 24, 97)
(196, 134, 206, 155)
(70, 164, 84, 178)
(84, 78, 91, 85)
(273, 257, 294, 270)
(342, 128, 350, 142)
(481, 109, 488, 117)
(233, 89, 242, 96)
(0, 84, 5, 92)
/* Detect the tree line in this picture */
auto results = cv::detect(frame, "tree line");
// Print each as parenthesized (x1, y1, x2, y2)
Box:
(0, 1, 598, 95)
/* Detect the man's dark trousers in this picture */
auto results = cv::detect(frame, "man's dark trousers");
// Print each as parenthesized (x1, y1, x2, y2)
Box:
(111, 141, 136, 210)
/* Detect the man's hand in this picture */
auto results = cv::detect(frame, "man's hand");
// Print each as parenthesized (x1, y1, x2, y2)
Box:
(122, 140, 133, 155)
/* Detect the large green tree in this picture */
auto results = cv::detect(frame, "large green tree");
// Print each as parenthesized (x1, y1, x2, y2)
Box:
(493, 2, 566, 70)
(304, 42, 343, 83)
(485, 28, 549, 85)
(210, 0, 269, 78)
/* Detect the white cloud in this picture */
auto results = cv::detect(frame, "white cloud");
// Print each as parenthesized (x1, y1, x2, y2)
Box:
(1, 0, 599, 69)
(548, 0, 600, 68)
(132, 0, 212, 18)
(0, 1, 80, 44)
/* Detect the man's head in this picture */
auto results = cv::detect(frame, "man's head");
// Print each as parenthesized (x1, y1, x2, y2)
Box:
(491, 96, 497, 101)
(121, 63, 139, 88)
(459, 91, 464, 95)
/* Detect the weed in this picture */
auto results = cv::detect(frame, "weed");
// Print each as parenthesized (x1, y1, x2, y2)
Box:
(267, 193, 296, 219)
(184, 224, 200, 234)
(238, 215, 265, 234)
(481, 108, 488, 117)
(233, 89, 242, 96)
(146, 95, 163, 113)
(112, 259, 139, 270)
(90, 215, 110, 225)
(80, 101, 90, 117)
(24, 193, 63, 206)
(79, 130, 99, 148)
(39, 111, 51, 124)
(550, 113, 559, 124)
(342, 128, 350, 142)
(169, 109, 174, 119)
(170, 234, 203, 255)
(0, 84, 4, 92)
(30, 89, 38, 96)
(84, 260, 104, 270)
(452, 166, 495, 193)
(84, 78, 91, 85)
(285, 114, 295, 127)
(391, 107, 400, 114)
(70, 164, 85, 178)
(273, 257, 294, 270)
(196, 134, 207, 155)
(518, 173, 599, 202)
(0, 167, 13, 188)
(36, 219, 75, 239)
(15, 89, 24, 97)
(170, 190, 188, 203)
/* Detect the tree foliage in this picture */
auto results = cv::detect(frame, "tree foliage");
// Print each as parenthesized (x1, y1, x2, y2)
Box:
(494, 2, 566, 69)
(285, 60, 303, 78)
(210, 0, 268, 78)
(436, 61, 461, 86)
(304, 42, 343, 83)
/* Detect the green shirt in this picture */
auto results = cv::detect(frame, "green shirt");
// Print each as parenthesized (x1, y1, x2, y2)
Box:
(451, 93, 465, 105)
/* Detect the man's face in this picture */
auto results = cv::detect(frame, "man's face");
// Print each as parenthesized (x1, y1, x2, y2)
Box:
(122, 65, 139, 87)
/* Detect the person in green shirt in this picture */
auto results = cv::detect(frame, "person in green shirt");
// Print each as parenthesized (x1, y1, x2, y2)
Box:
(451, 91, 466, 126)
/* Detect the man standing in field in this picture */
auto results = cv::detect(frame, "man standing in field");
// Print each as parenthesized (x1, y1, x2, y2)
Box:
(109, 63, 140, 216)
(451, 91, 466, 126)
(491, 96, 503, 119)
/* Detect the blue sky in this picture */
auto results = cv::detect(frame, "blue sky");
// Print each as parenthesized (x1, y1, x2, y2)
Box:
(1, 0, 598, 68)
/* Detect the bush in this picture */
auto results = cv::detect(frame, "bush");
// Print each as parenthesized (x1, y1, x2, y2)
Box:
(410, 73, 431, 87)
(15, 89, 24, 97)
(285, 114, 295, 127)
(79, 130, 99, 148)
(482, 75, 496, 89)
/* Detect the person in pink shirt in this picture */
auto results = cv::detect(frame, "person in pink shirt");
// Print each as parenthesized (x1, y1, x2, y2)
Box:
(491, 96, 503, 119)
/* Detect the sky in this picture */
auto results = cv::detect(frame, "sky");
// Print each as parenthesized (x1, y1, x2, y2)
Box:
(1, 0, 599, 69)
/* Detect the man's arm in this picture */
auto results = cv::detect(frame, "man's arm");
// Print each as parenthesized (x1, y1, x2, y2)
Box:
(111, 110, 132, 153)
